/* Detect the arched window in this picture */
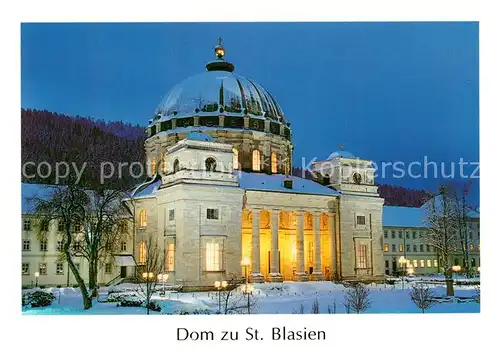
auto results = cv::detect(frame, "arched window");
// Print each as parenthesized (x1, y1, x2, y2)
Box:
(138, 241, 146, 264)
(271, 152, 278, 173)
(205, 157, 217, 171)
(252, 150, 261, 172)
(232, 148, 239, 170)
(162, 153, 167, 173)
(173, 159, 180, 173)
(139, 208, 147, 227)
(151, 156, 156, 175)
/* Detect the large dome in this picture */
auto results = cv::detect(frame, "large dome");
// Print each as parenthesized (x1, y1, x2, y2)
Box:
(152, 61, 286, 124)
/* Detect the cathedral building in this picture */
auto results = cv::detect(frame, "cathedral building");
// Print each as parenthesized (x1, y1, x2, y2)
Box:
(22, 41, 388, 287)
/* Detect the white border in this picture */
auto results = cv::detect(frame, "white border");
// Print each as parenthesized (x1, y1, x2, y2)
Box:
(1, 1, 498, 355)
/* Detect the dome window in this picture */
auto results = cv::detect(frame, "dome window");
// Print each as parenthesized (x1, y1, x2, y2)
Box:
(205, 157, 217, 172)
(173, 159, 180, 173)
(151, 156, 156, 176)
(233, 148, 239, 170)
(252, 150, 261, 172)
(271, 152, 278, 174)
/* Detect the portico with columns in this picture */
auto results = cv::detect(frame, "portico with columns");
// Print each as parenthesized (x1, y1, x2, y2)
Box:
(239, 188, 341, 283)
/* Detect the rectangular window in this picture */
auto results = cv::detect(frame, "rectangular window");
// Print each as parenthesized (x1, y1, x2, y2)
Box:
(413, 260, 418, 268)
(121, 241, 127, 252)
(169, 209, 175, 221)
(412, 231, 417, 239)
(40, 240, 48, 251)
(22, 240, 30, 251)
(385, 260, 389, 268)
(427, 260, 432, 267)
(469, 243, 474, 251)
(469, 231, 473, 239)
(420, 260, 425, 268)
(105, 263, 112, 274)
(432, 246, 436, 252)
(138, 242, 146, 264)
(23, 219, 31, 231)
(399, 244, 403, 252)
(207, 208, 219, 220)
(356, 215, 366, 226)
(420, 244, 424, 252)
(398, 231, 403, 239)
(384, 230, 388, 239)
(56, 263, 64, 275)
(57, 240, 64, 251)
(22, 263, 29, 275)
(40, 220, 49, 232)
(39, 263, 47, 275)
(413, 245, 417, 252)
(205, 242, 221, 271)
(383, 243, 389, 252)
(406, 244, 410, 252)
(391, 231, 395, 239)
(58, 220, 64, 232)
(392, 244, 396, 252)
(73, 222, 81, 233)
(426, 244, 430, 252)
(434, 259, 438, 267)
(356, 244, 368, 269)
(167, 243, 175, 271)
(405, 231, 409, 239)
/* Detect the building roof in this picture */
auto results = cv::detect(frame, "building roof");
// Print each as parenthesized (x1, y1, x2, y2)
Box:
(21, 183, 58, 213)
(327, 150, 356, 160)
(238, 171, 339, 196)
(383, 206, 425, 228)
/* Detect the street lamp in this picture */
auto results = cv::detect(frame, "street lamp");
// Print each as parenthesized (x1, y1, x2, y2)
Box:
(214, 280, 228, 313)
(398, 256, 407, 289)
(157, 273, 169, 295)
(451, 265, 461, 278)
(142, 272, 154, 280)
(477, 266, 480, 273)
(34, 271, 40, 288)
(241, 283, 254, 314)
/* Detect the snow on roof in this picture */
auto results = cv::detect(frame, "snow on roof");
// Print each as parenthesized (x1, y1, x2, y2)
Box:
(327, 150, 356, 159)
(130, 177, 161, 199)
(238, 171, 339, 196)
(383, 206, 425, 228)
(186, 131, 215, 142)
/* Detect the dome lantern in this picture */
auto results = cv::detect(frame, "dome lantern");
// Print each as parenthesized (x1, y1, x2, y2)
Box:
(214, 36, 225, 59)
(206, 37, 235, 72)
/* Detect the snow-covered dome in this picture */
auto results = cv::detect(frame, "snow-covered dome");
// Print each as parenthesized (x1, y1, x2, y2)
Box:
(328, 150, 356, 160)
(151, 57, 285, 123)
(186, 131, 215, 142)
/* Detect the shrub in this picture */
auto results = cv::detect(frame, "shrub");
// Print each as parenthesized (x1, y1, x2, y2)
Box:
(120, 300, 142, 307)
(146, 301, 161, 312)
(23, 290, 56, 308)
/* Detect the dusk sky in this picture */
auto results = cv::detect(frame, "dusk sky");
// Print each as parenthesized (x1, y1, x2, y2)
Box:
(21, 22, 479, 202)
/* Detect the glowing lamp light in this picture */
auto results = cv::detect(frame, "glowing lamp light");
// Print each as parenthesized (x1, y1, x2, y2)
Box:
(148, 272, 154, 279)
(221, 281, 228, 289)
(452, 265, 461, 273)
(407, 267, 414, 275)
(142, 272, 147, 279)
(34, 272, 40, 278)
(215, 46, 225, 59)
(241, 257, 250, 266)
(214, 281, 221, 289)
(477, 266, 481, 272)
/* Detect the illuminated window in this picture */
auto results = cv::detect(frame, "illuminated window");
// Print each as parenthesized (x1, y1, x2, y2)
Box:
(412, 260, 418, 268)
(356, 244, 368, 269)
(205, 242, 221, 271)
(252, 150, 261, 171)
(173, 159, 180, 173)
(271, 152, 278, 173)
(22, 240, 30, 251)
(399, 244, 403, 252)
(469, 243, 474, 251)
(233, 148, 239, 170)
(22, 263, 29, 275)
(167, 243, 175, 271)
(138, 242, 146, 264)
(420, 260, 425, 268)
(292, 246, 297, 262)
(162, 154, 167, 173)
(151, 156, 156, 175)
(56, 263, 64, 275)
(426, 259, 431, 267)
(139, 209, 147, 227)
(384, 243, 389, 252)
(434, 259, 438, 267)
(39, 263, 47, 275)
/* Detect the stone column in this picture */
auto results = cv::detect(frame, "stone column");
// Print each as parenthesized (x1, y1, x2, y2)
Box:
(294, 211, 308, 281)
(269, 209, 283, 282)
(329, 212, 337, 280)
(250, 208, 264, 283)
(311, 212, 324, 280)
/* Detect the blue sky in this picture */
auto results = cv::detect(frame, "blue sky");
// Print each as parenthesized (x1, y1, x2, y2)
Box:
(21, 22, 479, 201)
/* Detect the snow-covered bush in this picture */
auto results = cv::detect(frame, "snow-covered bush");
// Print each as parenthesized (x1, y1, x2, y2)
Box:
(343, 283, 371, 314)
(146, 301, 161, 312)
(23, 290, 56, 308)
(409, 283, 436, 313)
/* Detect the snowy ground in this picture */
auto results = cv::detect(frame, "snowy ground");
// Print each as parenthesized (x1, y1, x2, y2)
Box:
(22, 277, 479, 315)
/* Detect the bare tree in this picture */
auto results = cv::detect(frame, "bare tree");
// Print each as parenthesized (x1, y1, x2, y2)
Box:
(473, 285, 480, 304)
(409, 283, 437, 313)
(422, 185, 459, 296)
(215, 274, 258, 314)
(311, 298, 320, 314)
(30, 184, 92, 309)
(135, 232, 164, 315)
(451, 181, 474, 277)
(343, 283, 371, 314)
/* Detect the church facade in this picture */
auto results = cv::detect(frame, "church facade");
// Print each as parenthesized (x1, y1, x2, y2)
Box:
(21, 42, 387, 287)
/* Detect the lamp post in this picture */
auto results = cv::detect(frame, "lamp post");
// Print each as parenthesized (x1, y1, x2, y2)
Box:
(398, 256, 407, 289)
(242, 283, 254, 314)
(34, 271, 40, 288)
(158, 273, 169, 296)
(451, 265, 461, 279)
(240, 257, 252, 314)
(214, 280, 228, 313)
